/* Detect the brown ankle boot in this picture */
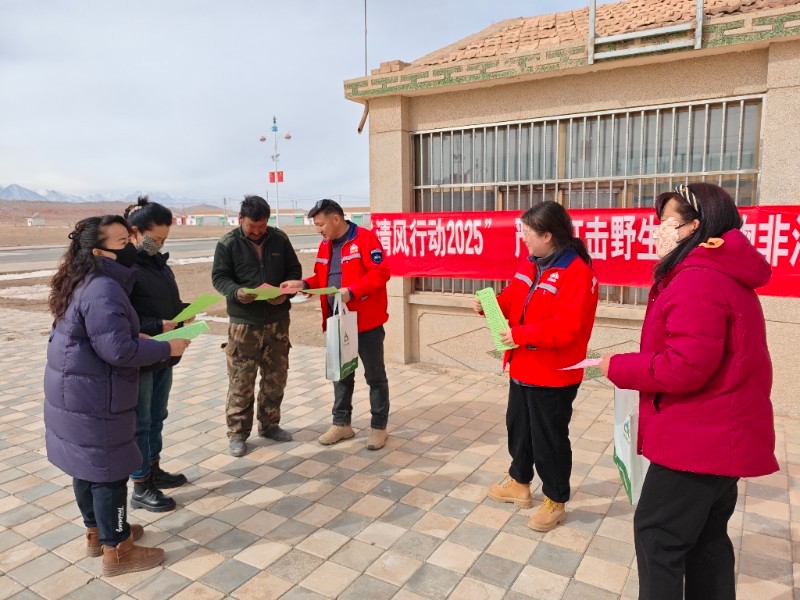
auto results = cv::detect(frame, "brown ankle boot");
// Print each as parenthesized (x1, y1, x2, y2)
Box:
(87, 524, 144, 557)
(487, 475, 533, 508)
(102, 530, 164, 576)
(527, 496, 565, 532)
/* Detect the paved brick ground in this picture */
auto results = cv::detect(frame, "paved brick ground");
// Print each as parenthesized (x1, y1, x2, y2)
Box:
(0, 307, 797, 599)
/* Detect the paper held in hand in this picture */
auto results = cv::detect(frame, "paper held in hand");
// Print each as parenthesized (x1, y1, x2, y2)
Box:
(475, 287, 518, 352)
(242, 285, 340, 300)
(559, 358, 602, 370)
(242, 285, 284, 300)
(152, 320, 210, 342)
(172, 294, 223, 323)
(304, 286, 339, 295)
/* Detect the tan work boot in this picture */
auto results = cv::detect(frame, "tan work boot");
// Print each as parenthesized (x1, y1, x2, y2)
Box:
(367, 428, 388, 451)
(527, 496, 566, 532)
(102, 531, 164, 577)
(319, 424, 355, 446)
(87, 524, 144, 557)
(487, 475, 533, 508)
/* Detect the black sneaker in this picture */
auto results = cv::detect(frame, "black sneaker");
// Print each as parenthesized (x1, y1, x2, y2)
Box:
(131, 477, 176, 512)
(259, 426, 293, 442)
(151, 461, 187, 489)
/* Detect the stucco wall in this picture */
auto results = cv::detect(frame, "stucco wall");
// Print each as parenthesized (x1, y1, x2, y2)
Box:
(368, 45, 800, 415)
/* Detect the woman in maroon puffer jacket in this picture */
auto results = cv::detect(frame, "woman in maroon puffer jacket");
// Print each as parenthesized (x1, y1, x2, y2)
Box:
(599, 183, 778, 600)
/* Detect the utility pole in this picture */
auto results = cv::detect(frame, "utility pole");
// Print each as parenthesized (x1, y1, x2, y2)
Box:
(364, 0, 368, 76)
(271, 117, 281, 228)
(260, 117, 289, 227)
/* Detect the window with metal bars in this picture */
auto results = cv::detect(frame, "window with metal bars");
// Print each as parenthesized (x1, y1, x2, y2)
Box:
(412, 96, 763, 304)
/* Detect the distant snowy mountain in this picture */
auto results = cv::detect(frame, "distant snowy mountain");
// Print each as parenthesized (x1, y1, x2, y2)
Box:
(0, 184, 208, 207)
(39, 189, 87, 203)
(0, 184, 47, 201)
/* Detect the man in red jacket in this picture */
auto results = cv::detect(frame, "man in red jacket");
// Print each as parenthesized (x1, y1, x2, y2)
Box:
(282, 199, 391, 450)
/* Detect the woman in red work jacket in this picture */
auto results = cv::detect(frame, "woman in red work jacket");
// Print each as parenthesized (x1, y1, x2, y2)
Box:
(599, 184, 777, 600)
(473, 201, 598, 532)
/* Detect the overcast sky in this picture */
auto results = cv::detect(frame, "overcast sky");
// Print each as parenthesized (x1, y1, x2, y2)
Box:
(1, 0, 588, 208)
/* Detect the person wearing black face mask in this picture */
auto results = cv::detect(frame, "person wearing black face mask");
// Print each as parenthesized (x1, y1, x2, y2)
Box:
(124, 196, 192, 513)
(44, 215, 190, 577)
(211, 195, 302, 457)
(97, 241, 138, 268)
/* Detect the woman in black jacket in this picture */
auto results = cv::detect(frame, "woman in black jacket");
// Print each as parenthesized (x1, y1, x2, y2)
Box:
(125, 196, 190, 512)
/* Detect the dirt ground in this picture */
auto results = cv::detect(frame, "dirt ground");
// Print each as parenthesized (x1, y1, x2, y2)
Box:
(0, 251, 327, 347)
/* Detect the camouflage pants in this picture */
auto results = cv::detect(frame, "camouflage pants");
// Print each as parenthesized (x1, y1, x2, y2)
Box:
(225, 317, 290, 440)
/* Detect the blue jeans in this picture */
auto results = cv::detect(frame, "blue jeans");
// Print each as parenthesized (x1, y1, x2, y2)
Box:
(131, 367, 173, 481)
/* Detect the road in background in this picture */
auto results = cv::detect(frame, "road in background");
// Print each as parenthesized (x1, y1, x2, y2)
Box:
(0, 233, 321, 274)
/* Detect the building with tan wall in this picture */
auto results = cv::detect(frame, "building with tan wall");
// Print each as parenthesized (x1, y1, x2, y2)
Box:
(344, 0, 800, 415)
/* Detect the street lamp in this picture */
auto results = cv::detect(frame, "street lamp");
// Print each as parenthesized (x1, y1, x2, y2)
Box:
(259, 116, 291, 228)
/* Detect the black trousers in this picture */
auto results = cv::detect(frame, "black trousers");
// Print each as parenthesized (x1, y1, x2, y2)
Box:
(506, 380, 579, 503)
(634, 462, 739, 600)
(73, 477, 130, 547)
(332, 325, 390, 430)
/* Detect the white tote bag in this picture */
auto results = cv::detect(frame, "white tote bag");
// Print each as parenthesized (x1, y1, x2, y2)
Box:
(325, 293, 359, 382)
(612, 386, 650, 505)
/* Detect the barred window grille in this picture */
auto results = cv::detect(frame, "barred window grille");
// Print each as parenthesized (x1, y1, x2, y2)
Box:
(412, 96, 763, 304)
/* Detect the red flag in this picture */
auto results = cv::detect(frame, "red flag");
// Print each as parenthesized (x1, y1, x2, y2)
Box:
(269, 171, 285, 183)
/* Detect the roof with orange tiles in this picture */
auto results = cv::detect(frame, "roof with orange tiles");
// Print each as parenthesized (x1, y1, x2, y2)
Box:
(407, 0, 799, 68)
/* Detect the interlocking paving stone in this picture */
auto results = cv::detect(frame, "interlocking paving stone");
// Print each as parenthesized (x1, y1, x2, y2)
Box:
(338, 574, 399, 600)
(737, 551, 794, 583)
(6, 590, 46, 600)
(128, 569, 192, 600)
(467, 552, 525, 588)
(329, 539, 385, 571)
(263, 518, 316, 546)
(279, 588, 327, 600)
(31, 523, 84, 550)
(0, 308, 795, 598)
(528, 541, 585, 578)
(266, 549, 325, 583)
(562, 579, 622, 600)
(378, 502, 425, 529)
(198, 558, 259, 594)
(60, 578, 122, 600)
(7, 552, 69, 586)
(0, 530, 27, 553)
(204, 527, 260, 558)
(447, 521, 498, 551)
(267, 496, 314, 519)
(404, 563, 462, 599)
(370, 479, 414, 501)
(431, 496, 477, 520)
(0, 504, 45, 527)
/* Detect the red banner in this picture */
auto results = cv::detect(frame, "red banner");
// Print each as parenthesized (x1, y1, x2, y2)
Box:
(269, 171, 284, 183)
(370, 206, 800, 297)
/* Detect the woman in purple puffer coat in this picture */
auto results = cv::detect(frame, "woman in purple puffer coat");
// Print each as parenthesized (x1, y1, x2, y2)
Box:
(44, 215, 189, 577)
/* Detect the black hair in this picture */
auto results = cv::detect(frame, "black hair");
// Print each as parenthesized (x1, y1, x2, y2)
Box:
(520, 201, 592, 265)
(653, 182, 743, 283)
(308, 198, 345, 219)
(239, 195, 271, 221)
(124, 195, 173, 231)
(49, 215, 133, 321)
